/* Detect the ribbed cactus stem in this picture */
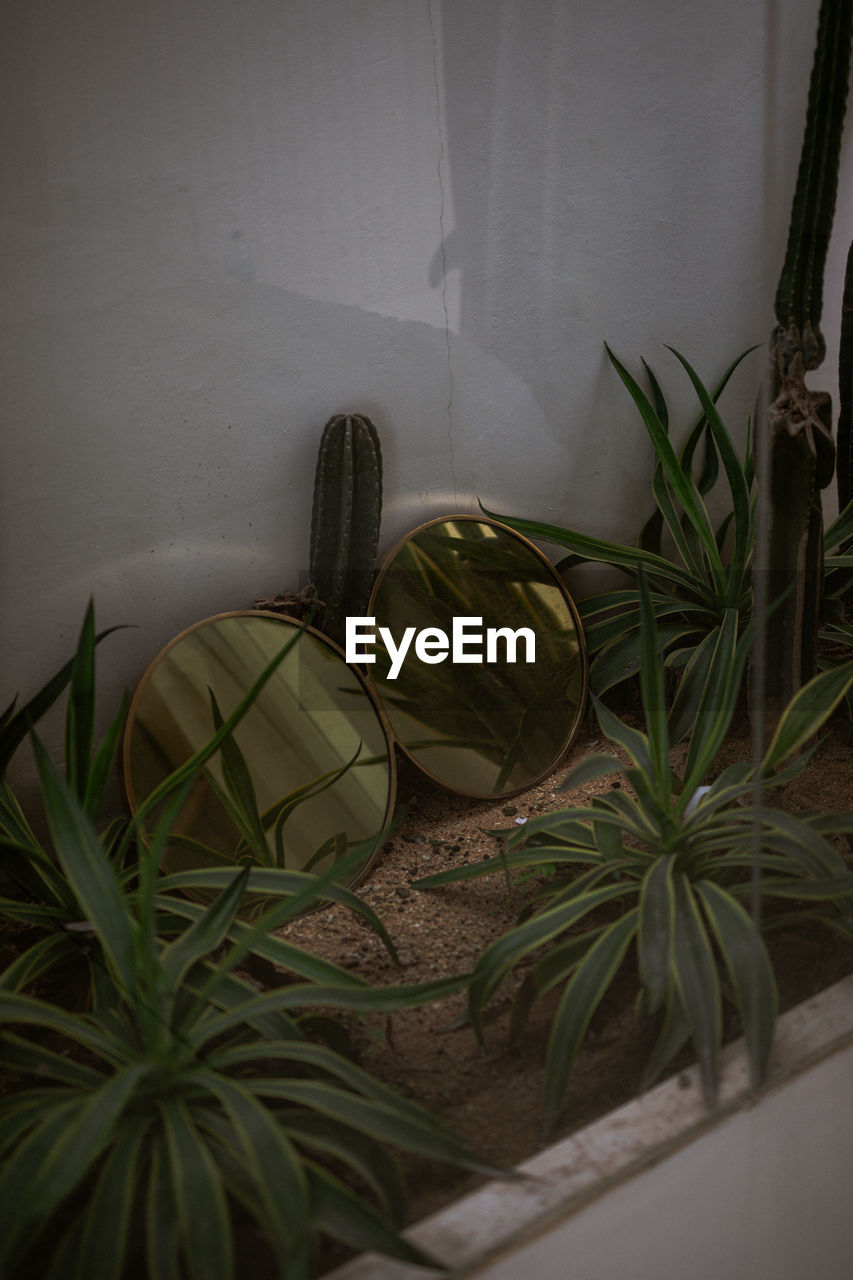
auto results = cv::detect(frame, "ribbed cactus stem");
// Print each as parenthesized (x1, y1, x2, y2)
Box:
(773, 0, 852, 375)
(836, 239, 853, 514)
(309, 413, 383, 647)
(760, 0, 852, 727)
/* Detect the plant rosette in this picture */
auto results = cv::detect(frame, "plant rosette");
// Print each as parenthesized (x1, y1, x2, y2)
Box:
(0, 606, 399, 997)
(485, 344, 758, 705)
(0, 741, 500, 1280)
(414, 575, 853, 1136)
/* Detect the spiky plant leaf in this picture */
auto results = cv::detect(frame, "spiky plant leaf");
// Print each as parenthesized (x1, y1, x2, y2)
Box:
(31, 734, 137, 998)
(762, 660, 853, 773)
(672, 874, 721, 1104)
(542, 909, 639, 1135)
(637, 855, 676, 1014)
(695, 881, 777, 1087)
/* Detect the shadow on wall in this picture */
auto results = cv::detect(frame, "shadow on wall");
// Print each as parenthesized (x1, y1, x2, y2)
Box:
(431, 0, 771, 442)
(432, 0, 574, 431)
(1, 267, 582, 717)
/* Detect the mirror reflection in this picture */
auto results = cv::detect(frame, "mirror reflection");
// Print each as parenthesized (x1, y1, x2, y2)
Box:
(367, 516, 587, 797)
(123, 613, 394, 898)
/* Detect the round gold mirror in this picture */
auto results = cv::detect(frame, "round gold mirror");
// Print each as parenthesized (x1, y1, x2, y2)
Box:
(122, 612, 395, 899)
(365, 516, 587, 797)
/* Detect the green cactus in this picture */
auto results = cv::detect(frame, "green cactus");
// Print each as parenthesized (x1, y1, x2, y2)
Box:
(772, 0, 852, 376)
(761, 0, 852, 722)
(309, 412, 383, 647)
(836, 239, 853, 515)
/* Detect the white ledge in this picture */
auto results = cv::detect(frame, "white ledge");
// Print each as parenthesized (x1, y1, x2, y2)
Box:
(324, 972, 853, 1279)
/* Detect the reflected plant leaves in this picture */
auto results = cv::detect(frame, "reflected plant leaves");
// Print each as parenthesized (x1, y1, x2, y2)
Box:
(124, 521, 587, 908)
(123, 613, 395, 904)
(369, 517, 586, 797)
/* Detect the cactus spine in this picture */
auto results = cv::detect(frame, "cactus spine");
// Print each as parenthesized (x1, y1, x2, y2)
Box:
(309, 413, 383, 647)
(761, 0, 852, 723)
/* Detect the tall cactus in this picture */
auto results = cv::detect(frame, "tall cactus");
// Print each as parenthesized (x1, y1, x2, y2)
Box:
(836, 239, 853, 515)
(309, 413, 383, 647)
(772, 0, 852, 377)
(761, 0, 852, 722)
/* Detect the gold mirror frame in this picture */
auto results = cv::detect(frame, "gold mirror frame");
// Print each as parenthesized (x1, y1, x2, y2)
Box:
(122, 611, 396, 902)
(366, 515, 588, 798)
(122, 520, 587, 901)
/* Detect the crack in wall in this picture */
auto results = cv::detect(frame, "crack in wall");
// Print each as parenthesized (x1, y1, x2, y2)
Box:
(428, 0, 458, 503)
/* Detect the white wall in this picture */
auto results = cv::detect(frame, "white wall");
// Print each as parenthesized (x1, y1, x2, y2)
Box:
(452, 1038, 853, 1280)
(324, 975, 853, 1280)
(2, 0, 850, 775)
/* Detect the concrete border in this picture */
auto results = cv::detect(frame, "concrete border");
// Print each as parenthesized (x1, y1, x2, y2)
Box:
(324, 973, 853, 1278)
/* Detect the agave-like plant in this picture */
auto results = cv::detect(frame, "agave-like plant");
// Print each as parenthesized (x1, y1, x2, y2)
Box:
(0, 605, 127, 784)
(0, 731, 494, 1279)
(0, 603, 137, 992)
(415, 574, 853, 1136)
(0, 605, 395, 996)
(485, 344, 757, 706)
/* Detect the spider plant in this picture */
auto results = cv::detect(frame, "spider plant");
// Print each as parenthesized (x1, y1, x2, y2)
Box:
(415, 574, 853, 1136)
(484, 344, 757, 707)
(0, 741, 493, 1279)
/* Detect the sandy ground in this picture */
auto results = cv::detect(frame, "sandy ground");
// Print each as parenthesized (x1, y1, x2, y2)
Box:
(274, 710, 853, 1224)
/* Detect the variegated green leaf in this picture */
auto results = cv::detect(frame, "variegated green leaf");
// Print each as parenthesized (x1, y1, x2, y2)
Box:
(161, 1098, 233, 1280)
(196, 1073, 308, 1251)
(31, 736, 137, 998)
(468, 883, 636, 1034)
(308, 1163, 439, 1270)
(637, 856, 676, 1014)
(672, 874, 721, 1104)
(604, 345, 724, 589)
(72, 1114, 149, 1280)
(695, 880, 777, 1086)
(542, 909, 639, 1135)
(763, 660, 853, 774)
